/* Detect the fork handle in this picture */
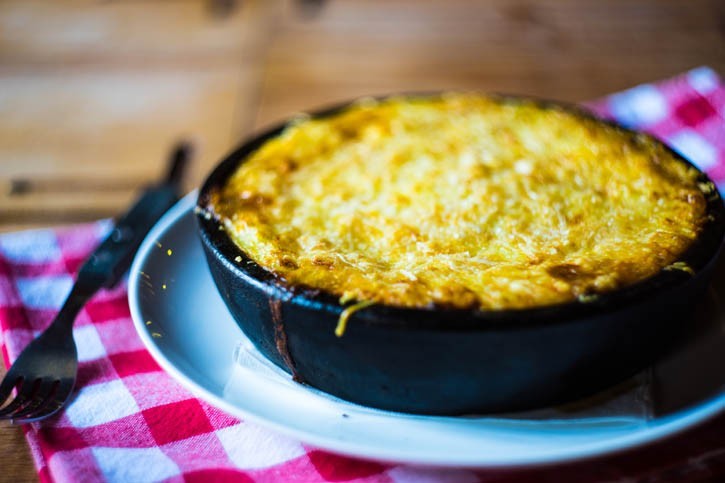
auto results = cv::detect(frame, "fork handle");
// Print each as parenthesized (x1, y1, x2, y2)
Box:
(42, 144, 188, 337)
(44, 285, 91, 337)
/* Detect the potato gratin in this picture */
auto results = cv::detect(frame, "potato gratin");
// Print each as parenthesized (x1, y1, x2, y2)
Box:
(209, 94, 709, 310)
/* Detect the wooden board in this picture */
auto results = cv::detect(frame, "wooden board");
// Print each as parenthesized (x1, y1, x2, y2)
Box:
(255, 0, 725, 126)
(0, 66, 253, 229)
(0, 0, 279, 233)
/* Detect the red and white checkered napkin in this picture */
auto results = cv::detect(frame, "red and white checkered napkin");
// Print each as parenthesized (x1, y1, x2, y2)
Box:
(1, 67, 725, 483)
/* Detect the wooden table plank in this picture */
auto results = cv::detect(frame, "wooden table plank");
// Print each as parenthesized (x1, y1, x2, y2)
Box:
(0, 0, 258, 65)
(0, 67, 251, 178)
(0, 66, 256, 232)
(255, 0, 725, 126)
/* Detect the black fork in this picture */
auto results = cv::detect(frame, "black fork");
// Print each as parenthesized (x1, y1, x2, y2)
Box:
(0, 143, 188, 423)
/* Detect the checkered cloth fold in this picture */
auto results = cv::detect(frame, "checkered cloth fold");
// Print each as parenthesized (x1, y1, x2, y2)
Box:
(1, 67, 724, 483)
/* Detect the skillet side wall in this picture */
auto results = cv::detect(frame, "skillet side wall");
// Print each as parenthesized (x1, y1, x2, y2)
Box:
(199, 221, 717, 415)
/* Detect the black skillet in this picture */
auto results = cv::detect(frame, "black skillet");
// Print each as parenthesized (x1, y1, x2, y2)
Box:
(196, 94, 725, 415)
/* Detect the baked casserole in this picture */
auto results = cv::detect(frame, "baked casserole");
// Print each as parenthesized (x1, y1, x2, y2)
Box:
(197, 93, 724, 414)
(208, 94, 709, 312)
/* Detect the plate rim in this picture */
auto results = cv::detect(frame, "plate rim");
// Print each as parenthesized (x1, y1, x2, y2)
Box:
(128, 192, 725, 468)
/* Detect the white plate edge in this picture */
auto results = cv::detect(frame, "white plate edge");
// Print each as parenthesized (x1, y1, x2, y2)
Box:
(127, 192, 725, 468)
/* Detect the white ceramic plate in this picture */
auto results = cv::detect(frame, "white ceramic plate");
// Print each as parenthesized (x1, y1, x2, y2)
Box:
(128, 193, 725, 468)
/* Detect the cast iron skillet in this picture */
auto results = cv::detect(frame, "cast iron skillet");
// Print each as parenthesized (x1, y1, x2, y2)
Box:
(196, 94, 725, 415)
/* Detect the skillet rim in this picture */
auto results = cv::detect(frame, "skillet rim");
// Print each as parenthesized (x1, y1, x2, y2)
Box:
(196, 92, 725, 332)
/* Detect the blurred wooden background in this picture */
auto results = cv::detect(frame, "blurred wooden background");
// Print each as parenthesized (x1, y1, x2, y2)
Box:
(0, 0, 724, 480)
(1, 0, 724, 234)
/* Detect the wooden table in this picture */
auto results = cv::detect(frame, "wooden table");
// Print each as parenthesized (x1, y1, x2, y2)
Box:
(1, 1, 724, 480)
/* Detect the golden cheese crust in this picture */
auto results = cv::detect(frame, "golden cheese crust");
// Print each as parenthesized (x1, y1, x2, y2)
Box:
(210, 94, 708, 310)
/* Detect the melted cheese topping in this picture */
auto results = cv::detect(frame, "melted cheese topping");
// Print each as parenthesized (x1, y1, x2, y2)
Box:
(211, 94, 708, 310)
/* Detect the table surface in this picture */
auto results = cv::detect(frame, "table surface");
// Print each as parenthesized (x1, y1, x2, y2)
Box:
(1, 0, 724, 481)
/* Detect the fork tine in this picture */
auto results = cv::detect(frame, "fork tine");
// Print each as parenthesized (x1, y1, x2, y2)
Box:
(8, 380, 58, 420)
(0, 374, 21, 405)
(11, 377, 75, 424)
(0, 378, 39, 418)
(12, 393, 67, 423)
(11, 400, 65, 424)
(13, 383, 71, 424)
